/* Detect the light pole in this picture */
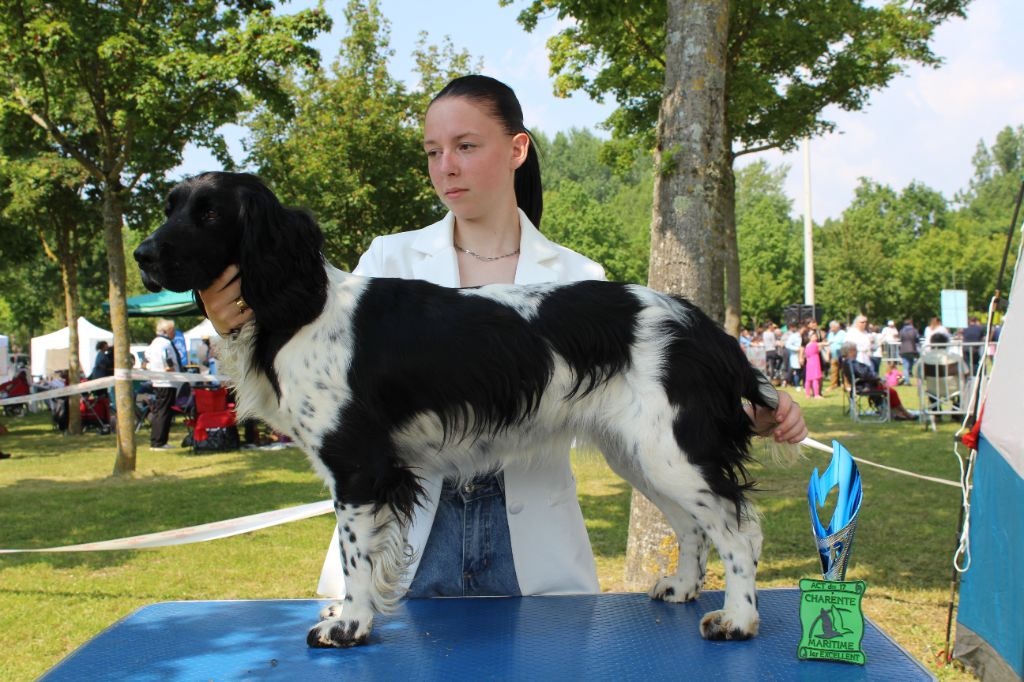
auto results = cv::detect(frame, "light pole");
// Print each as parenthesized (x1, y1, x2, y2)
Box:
(802, 137, 815, 307)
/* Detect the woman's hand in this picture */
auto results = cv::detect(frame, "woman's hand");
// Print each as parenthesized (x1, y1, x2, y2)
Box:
(751, 390, 808, 444)
(198, 265, 253, 336)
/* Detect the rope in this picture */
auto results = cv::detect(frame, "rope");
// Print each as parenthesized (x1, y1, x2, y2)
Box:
(0, 370, 226, 407)
(0, 500, 333, 554)
(801, 436, 961, 488)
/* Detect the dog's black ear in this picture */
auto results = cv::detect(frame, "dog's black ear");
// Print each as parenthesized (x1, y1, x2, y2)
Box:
(237, 179, 328, 332)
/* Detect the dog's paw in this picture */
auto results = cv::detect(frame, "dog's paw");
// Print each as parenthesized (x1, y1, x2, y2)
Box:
(318, 601, 344, 620)
(306, 616, 373, 648)
(699, 609, 759, 641)
(648, 575, 701, 603)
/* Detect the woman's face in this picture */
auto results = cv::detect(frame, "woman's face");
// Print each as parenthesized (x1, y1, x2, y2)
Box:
(423, 96, 528, 221)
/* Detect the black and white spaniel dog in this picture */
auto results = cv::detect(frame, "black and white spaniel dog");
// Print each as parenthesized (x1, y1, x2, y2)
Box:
(135, 171, 785, 648)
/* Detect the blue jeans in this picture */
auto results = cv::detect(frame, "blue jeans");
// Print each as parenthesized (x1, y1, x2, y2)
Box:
(406, 472, 520, 598)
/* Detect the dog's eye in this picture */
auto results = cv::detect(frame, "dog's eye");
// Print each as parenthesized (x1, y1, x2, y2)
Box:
(202, 210, 218, 223)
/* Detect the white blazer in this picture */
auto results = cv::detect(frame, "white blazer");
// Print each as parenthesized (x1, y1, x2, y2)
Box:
(317, 209, 604, 598)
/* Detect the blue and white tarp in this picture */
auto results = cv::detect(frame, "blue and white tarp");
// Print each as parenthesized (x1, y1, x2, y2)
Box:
(954, 251, 1024, 681)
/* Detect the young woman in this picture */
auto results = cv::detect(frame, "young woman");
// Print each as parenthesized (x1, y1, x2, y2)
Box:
(200, 75, 808, 600)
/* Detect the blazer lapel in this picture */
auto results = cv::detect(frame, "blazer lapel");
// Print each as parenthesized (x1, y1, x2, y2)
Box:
(514, 210, 559, 285)
(411, 213, 460, 287)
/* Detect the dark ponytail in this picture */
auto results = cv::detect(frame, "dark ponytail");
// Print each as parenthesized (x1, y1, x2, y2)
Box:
(431, 75, 543, 228)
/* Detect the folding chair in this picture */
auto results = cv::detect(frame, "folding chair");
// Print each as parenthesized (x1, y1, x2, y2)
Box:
(187, 387, 239, 453)
(844, 361, 890, 422)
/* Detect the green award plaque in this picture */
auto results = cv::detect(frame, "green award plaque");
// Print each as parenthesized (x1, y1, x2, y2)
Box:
(798, 578, 866, 664)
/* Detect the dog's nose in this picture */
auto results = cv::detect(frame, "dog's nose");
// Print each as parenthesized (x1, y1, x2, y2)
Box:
(134, 239, 158, 267)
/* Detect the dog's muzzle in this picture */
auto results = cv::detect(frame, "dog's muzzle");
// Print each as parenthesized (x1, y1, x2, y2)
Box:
(134, 239, 165, 292)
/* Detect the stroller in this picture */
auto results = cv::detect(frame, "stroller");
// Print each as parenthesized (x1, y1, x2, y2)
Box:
(0, 370, 31, 416)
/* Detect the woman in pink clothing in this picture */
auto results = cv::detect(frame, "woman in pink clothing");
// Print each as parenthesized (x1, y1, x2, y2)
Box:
(800, 329, 826, 398)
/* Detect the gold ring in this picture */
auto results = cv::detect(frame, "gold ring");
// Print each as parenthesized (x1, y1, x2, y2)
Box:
(234, 297, 249, 313)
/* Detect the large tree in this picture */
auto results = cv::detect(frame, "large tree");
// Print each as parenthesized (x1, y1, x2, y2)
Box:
(0, 0, 330, 472)
(507, 0, 970, 590)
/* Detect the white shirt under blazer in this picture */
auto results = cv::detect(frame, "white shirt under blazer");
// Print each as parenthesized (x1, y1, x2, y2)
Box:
(317, 209, 604, 598)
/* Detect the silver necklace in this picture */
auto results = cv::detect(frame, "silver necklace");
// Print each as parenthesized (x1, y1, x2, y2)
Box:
(454, 242, 520, 262)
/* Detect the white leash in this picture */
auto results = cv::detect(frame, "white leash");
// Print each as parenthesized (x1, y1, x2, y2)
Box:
(800, 436, 961, 489)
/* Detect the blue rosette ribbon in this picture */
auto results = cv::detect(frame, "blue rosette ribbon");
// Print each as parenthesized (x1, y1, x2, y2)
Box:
(808, 441, 863, 581)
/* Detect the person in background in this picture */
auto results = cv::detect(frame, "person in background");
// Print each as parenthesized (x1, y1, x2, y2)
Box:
(800, 329, 825, 399)
(845, 315, 872, 366)
(923, 316, 949, 349)
(960, 316, 985, 373)
(145, 319, 180, 450)
(843, 343, 915, 420)
(898, 318, 919, 386)
(88, 341, 114, 381)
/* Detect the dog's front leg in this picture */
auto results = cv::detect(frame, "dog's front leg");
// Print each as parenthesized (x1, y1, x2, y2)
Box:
(307, 501, 407, 648)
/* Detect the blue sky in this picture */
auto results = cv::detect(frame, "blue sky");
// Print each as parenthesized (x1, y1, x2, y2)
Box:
(174, 0, 1024, 223)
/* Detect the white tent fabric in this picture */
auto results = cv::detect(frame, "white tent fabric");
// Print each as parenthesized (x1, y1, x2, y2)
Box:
(183, 318, 217, 342)
(978, 296, 1024, 479)
(0, 335, 9, 380)
(30, 317, 114, 379)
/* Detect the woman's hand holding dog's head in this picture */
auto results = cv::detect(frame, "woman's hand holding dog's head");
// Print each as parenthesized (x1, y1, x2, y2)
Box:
(199, 265, 253, 336)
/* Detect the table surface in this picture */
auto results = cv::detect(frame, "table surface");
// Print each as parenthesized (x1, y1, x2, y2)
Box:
(42, 589, 934, 681)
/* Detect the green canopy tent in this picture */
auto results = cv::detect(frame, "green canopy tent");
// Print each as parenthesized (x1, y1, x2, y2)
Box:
(102, 290, 199, 317)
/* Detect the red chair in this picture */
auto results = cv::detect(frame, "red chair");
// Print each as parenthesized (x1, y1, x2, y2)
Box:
(187, 387, 239, 452)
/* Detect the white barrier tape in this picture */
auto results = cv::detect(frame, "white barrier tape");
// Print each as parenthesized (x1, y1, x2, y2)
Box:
(0, 370, 230, 407)
(801, 436, 961, 488)
(0, 499, 334, 554)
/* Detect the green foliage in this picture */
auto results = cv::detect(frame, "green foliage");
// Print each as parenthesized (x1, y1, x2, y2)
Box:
(537, 129, 651, 283)
(735, 160, 802, 325)
(0, 0, 332, 184)
(245, 0, 477, 269)
(507, 0, 969, 156)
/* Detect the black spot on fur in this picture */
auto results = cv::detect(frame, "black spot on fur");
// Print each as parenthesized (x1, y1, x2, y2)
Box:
(532, 281, 642, 399)
(745, 594, 753, 605)
(348, 533, 356, 543)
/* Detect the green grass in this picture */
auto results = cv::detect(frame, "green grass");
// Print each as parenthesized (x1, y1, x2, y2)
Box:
(0, 386, 975, 680)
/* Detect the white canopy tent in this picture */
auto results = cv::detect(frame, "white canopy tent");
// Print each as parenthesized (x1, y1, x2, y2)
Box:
(183, 319, 218, 366)
(30, 317, 114, 379)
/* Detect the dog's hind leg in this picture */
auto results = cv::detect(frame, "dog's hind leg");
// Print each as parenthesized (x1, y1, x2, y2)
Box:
(642, 493, 710, 604)
(307, 501, 408, 648)
(603, 436, 763, 640)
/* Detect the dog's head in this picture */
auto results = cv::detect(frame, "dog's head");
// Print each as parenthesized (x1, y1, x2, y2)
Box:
(134, 171, 327, 329)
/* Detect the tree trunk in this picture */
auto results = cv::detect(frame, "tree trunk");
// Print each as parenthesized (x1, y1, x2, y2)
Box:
(57, 225, 83, 436)
(104, 184, 137, 474)
(624, 0, 731, 590)
(723, 165, 741, 338)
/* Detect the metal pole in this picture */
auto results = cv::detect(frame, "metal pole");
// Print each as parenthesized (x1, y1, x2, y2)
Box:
(802, 138, 814, 306)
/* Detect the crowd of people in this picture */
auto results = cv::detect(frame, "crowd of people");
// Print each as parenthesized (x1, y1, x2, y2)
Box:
(739, 314, 998, 409)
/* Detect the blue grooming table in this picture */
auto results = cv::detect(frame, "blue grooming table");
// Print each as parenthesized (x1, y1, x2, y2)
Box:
(42, 590, 933, 681)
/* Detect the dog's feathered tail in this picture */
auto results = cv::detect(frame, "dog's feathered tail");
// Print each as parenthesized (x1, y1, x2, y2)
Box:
(660, 296, 800, 520)
(750, 370, 803, 467)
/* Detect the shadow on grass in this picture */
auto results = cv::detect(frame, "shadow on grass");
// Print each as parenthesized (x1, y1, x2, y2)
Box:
(577, 480, 631, 559)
